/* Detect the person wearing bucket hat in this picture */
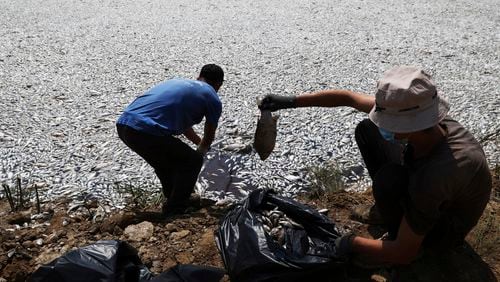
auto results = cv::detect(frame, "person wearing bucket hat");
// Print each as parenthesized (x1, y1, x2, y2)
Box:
(259, 66, 491, 266)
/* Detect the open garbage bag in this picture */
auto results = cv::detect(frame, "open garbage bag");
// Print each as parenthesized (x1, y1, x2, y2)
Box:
(28, 240, 225, 282)
(215, 189, 346, 282)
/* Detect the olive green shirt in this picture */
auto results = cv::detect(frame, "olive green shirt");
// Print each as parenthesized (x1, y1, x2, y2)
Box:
(403, 117, 492, 239)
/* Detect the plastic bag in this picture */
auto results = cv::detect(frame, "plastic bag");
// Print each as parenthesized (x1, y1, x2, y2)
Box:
(28, 240, 225, 282)
(28, 240, 153, 282)
(150, 264, 225, 282)
(215, 189, 346, 282)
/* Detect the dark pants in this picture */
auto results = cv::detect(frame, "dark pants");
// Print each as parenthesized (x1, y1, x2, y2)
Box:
(117, 124, 203, 210)
(354, 119, 406, 239)
(354, 119, 463, 248)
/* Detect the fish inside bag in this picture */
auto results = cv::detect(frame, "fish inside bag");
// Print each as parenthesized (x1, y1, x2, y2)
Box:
(253, 108, 279, 160)
(215, 189, 345, 282)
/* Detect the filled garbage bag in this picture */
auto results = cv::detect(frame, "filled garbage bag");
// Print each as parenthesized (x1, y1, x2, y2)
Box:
(150, 264, 225, 282)
(28, 239, 226, 282)
(28, 240, 153, 282)
(215, 189, 346, 282)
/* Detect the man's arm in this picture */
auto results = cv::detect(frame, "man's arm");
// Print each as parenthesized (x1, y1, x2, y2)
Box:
(259, 90, 375, 113)
(183, 127, 201, 145)
(197, 122, 217, 155)
(295, 90, 375, 113)
(350, 216, 424, 265)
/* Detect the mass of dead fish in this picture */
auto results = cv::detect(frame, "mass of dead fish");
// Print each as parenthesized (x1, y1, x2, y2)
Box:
(255, 206, 305, 246)
(0, 0, 498, 208)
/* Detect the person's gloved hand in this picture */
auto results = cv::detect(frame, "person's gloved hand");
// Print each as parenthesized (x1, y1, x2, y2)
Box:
(258, 94, 297, 111)
(196, 144, 209, 156)
(334, 232, 356, 259)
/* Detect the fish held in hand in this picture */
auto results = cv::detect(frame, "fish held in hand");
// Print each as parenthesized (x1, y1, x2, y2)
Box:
(254, 110, 279, 160)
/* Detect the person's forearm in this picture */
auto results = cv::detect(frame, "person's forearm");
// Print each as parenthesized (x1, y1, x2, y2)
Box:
(198, 122, 217, 154)
(351, 236, 416, 265)
(295, 90, 375, 113)
(199, 135, 214, 148)
(183, 127, 201, 145)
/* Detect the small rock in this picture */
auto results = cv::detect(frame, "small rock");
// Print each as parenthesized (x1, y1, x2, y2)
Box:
(22, 240, 34, 248)
(371, 274, 388, 282)
(197, 230, 214, 249)
(62, 218, 70, 226)
(169, 230, 191, 241)
(34, 238, 43, 246)
(165, 223, 176, 232)
(124, 221, 154, 241)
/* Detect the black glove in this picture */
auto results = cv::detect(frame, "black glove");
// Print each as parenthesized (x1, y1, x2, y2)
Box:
(258, 94, 297, 111)
(335, 232, 356, 259)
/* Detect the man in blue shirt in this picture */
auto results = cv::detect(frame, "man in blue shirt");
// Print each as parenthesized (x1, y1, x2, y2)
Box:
(116, 64, 224, 216)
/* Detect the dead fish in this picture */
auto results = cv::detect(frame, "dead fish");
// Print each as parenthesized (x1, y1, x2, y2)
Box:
(318, 208, 329, 214)
(254, 110, 279, 160)
(222, 143, 253, 154)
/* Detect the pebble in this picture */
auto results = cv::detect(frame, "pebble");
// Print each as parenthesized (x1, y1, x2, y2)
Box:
(22, 241, 35, 249)
(170, 230, 191, 241)
(0, 0, 497, 206)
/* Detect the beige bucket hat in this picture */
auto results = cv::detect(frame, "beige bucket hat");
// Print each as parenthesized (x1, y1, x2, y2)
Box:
(368, 66, 450, 133)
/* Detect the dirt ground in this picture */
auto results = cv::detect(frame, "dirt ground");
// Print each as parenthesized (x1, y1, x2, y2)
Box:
(0, 175, 498, 282)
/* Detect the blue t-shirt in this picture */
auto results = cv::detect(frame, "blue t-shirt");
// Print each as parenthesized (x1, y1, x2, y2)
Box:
(117, 79, 222, 136)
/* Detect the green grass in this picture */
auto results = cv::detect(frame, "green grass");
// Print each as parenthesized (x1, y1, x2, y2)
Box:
(306, 161, 345, 199)
(113, 180, 163, 209)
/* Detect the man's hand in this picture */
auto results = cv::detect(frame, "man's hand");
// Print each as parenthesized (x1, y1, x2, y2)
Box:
(196, 144, 209, 156)
(197, 122, 216, 156)
(335, 232, 356, 259)
(258, 94, 297, 111)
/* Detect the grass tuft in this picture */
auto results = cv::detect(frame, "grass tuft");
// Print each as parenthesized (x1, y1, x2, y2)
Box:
(306, 161, 345, 199)
(114, 180, 163, 209)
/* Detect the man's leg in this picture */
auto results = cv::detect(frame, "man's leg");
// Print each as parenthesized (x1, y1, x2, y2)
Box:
(117, 124, 177, 202)
(354, 119, 403, 178)
(155, 168, 174, 198)
(352, 119, 404, 224)
(163, 143, 203, 213)
(372, 163, 409, 239)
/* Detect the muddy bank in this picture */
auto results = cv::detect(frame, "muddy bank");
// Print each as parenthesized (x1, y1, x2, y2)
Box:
(0, 184, 498, 281)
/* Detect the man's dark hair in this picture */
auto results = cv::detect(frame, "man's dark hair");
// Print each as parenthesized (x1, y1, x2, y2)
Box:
(200, 64, 224, 84)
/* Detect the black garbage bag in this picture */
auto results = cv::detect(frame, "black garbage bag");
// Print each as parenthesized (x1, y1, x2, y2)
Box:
(28, 239, 226, 282)
(150, 264, 225, 282)
(28, 240, 153, 282)
(215, 189, 346, 282)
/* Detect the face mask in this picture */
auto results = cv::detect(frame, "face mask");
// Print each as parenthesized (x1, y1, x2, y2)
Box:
(378, 127, 394, 142)
(378, 127, 408, 145)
